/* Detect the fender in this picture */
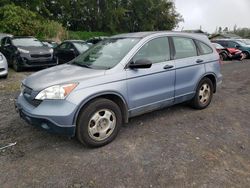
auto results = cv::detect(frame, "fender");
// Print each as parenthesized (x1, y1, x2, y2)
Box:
(73, 91, 129, 125)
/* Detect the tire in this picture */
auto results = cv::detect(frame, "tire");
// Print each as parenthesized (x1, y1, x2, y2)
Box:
(76, 98, 122, 147)
(190, 78, 214, 110)
(242, 51, 249, 59)
(12, 57, 22, 72)
(219, 51, 228, 61)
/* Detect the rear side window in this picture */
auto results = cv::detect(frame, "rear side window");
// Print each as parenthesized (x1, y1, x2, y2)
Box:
(58, 42, 69, 49)
(196, 40, 213, 55)
(172, 37, 197, 59)
(133, 37, 170, 64)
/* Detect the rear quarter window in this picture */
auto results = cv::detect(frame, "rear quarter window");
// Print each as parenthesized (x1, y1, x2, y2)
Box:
(196, 40, 213, 55)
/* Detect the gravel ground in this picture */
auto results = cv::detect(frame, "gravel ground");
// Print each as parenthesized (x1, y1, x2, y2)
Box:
(0, 60, 250, 188)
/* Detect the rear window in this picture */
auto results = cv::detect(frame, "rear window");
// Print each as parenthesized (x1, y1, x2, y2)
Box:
(173, 37, 197, 59)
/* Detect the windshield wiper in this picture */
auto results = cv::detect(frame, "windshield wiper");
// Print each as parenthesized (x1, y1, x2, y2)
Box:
(71, 62, 92, 69)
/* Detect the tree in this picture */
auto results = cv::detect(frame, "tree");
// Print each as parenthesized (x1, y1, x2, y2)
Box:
(4, 0, 182, 33)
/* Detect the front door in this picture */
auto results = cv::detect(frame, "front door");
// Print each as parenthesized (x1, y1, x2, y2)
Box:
(126, 36, 175, 116)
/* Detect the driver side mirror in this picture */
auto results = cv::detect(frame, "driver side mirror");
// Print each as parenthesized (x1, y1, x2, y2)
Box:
(129, 59, 152, 69)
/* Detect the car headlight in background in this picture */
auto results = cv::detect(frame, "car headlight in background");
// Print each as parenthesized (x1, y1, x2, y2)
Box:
(0, 54, 3, 61)
(49, 48, 54, 53)
(18, 48, 30, 54)
(35, 83, 78, 100)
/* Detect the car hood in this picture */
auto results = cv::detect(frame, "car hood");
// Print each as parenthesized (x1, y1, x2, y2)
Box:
(23, 64, 106, 91)
(17, 46, 51, 54)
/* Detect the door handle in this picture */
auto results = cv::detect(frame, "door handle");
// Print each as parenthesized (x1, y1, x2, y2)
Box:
(196, 59, 204, 63)
(163, 65, 174, 69)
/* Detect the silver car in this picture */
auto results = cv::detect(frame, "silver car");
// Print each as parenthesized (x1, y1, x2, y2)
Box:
(16, 32, 222, 147)
(0, 52, 8, 78)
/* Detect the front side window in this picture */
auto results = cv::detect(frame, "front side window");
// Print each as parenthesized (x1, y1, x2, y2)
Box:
(71, 38, 139, 70)
(173, 37, 197, 59)
(133, 37, 170, 64)
(227, 41, 238, 48)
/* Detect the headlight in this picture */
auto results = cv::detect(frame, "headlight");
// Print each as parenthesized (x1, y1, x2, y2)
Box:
(0, 55, 3, 61)
(49, 48, 54, 53)
(18, 48, 29, 54)
(35, 83, 78, 100)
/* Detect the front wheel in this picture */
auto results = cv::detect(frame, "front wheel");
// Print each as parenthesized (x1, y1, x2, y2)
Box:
(12, 57, 22, 72)
(76, 98, 122, 147)
(190, 78, 214, 109)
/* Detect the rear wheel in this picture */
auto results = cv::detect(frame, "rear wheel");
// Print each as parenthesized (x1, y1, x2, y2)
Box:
(220, 52, 228, 61)
(190, 78, 214, 109)
(77, 98, 122, 147)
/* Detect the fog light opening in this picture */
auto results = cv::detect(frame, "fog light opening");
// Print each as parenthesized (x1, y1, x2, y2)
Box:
(41, 123, 50, 130)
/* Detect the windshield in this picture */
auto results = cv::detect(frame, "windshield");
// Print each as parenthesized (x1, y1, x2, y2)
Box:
(12, 38, 44, 47)
(236, 41, 248, 47)
(73, 42, 90, 53)
(240, 39, 250, 45)
(71, 38, 140, 69)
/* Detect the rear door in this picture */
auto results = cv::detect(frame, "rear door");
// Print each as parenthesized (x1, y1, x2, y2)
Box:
(126, 36, 175, 116)
(171, 36, 205, 103)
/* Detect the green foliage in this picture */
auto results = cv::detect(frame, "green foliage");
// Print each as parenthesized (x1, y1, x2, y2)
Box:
(234, 28, 250, 38)
(5, 0, 182, 33)
(68, 31, 110, 40)
(0, 4, 67, 41)
(0, 4, 40, 35)
(38, 20, 67, 41)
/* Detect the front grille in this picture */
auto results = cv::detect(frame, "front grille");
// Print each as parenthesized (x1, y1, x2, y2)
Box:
(0, 68, 5, 72)
(30, 54, 51, 58)
(22, 85, 42, 107)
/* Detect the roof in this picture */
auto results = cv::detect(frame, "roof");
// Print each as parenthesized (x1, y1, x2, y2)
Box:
(111, 31, 160, 38)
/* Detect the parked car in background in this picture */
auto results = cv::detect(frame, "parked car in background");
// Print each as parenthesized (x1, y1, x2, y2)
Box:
(0, 52, 8, 78)
(54, 40, 91, 64)
(0, 33, 13, 42)
(236, 39, 250, 45)
(212, 42, 243, 60)
(212, 39, 250, 58)
(212, 42, 229, 60)
(16, 31, 222, 147)
(0, 36, 57, 72)
(41, 40, 58, 48)
(86, 36, 109, 45)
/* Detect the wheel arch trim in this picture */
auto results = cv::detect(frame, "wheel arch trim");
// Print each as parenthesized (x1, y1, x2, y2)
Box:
(73, 91, 129, 126)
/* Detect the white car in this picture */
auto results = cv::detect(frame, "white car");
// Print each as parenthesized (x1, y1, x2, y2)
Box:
(0, 52, 8, 78)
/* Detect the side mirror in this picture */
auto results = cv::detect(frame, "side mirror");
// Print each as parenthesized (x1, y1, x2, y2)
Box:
(129, 59, 152, 69)
(235, 45, 240, 48)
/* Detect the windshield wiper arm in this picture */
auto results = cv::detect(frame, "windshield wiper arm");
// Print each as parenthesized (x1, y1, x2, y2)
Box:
(71, 62, 92, 69)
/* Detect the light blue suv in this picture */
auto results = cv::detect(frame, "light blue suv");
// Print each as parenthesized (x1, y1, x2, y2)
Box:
(16, 32, 222, 147)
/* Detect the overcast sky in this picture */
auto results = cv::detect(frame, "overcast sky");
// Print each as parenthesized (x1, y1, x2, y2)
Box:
(174, 0, 250, 33)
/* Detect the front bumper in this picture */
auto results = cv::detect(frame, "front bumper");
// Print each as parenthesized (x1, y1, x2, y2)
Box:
(15, 93, 77, 137)
(0, 61, 8, 77)
(17, 55, 57, 68)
